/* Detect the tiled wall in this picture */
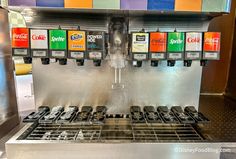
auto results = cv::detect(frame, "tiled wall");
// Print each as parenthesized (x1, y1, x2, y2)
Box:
(8, 0, 231, 12)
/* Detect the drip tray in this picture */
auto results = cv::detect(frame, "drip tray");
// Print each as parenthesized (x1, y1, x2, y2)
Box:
(18, 119, 205, 142)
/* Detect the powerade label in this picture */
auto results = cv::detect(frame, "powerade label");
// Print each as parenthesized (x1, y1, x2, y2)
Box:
(87, 31, 105, 60)
(30, 29, 48, 49)
(185, 32, 202, 60)
(203, 32, 221, 60)
(131, 33, 149, 53)
(87, 31, 104, 51)
(150, 32, 167, 52)
(12, 28, 29, 48)
(68, 30, 86, 51)
(49, 30, 67, 50)
(167, 32, 185, 52)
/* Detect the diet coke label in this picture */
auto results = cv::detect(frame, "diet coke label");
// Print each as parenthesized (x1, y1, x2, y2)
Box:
(30, 29, 48, 49)
(12, 28, 29, 48)
(185, 32, 202, 52)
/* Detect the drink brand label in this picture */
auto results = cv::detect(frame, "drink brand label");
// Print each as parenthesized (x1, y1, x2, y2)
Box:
(12, 28, 29, 48)
(150, 32, 167, 52)
(33, 50, 47, 57)
(13, 49, 28, 56)
(203, 32, 221, 52)
(51, 51, 66, 57)
(151, 53, 165, 59)
(70, 52, 84, 59)
(30, 29, 48, 49)
(132, 33, 149, 53)
(168, 53, 183, 59)
(204, 52, 219, 59)
(68, 31, 86, 51)
(133, 54, 147, 60)
(185, 52, 200, 59)
(87, 31, 105, 51)
(167, 32, 185, 52)
(89, 52, 102, 59)
(49, 30, 67, 50)
(185, 32, 202, 51)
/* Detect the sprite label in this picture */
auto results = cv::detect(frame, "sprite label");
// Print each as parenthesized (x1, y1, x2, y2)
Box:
(167, 32, 185, 52)
(49, 30, 67, 50)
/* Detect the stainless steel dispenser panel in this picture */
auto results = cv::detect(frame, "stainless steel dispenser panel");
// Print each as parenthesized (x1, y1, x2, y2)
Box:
(33, 60, 202, 113)
(0, 8, 19, 138)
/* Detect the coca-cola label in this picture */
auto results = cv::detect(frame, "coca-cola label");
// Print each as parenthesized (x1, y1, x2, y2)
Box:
(185, 32, 202, 51)
(150, 32, 167, 53)
(12, 28, 29, 48)
(30, 29, 48, 49)
(204, 32, 221, 52)
(167, 32, 185, 52)
(132, 33, 149, 53)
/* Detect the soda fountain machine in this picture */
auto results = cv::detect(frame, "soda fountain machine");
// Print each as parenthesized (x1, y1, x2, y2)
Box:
(5, 3, 236, 159)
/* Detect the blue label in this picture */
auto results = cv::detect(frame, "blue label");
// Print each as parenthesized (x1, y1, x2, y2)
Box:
(36, 0, 64, 7)
(147, 0, 175, 11)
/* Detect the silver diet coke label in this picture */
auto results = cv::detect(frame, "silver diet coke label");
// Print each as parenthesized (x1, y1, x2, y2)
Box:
(185, 32, 202, 52)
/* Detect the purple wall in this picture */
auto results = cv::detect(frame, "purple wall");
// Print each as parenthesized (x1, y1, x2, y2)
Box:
(121, 0, 147, 10)
(9, 0, 36, 6)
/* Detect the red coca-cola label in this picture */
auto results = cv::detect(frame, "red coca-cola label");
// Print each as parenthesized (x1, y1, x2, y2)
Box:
(12, 28, 29, 48)
(203, 32, 221, 52)
(150, 32, 167, 52)
(187, 37, 201, 43)
(32, 35, 46, 40)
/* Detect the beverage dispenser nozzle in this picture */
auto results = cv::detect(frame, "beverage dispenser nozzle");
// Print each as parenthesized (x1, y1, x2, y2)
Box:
(58, 58, 67, 65)
(200, 60, 208, 66)
(133, 61, 142, 67)
(151, 61, 158, 67)
(184, 60, 192, 67)
(41, 58, 50, 65)
(23, 57, 32, 64)
(76, 59, 84, 66)
(167, 60, 176, 67)
(93, 60, 101, 67)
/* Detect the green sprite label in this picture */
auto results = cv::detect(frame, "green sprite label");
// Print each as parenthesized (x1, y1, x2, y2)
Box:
(49, 30, 67, 50)
(167, 32, 185, 52)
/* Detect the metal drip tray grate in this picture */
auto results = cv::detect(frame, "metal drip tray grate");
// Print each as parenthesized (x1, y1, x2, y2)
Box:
(18, 120, 205, 142)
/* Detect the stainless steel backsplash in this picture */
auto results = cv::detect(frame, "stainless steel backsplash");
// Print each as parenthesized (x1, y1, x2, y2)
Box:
(24, 9, 210, 113)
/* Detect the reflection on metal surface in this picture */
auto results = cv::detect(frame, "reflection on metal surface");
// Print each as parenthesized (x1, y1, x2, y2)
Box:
(0, 8, 19, 138)
(33, 59, 202, 113)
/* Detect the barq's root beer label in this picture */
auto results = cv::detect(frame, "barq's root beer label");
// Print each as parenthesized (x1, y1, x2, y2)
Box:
(12, 28, 29, 49)
(150, 32, 167, 60)
(68, 31, 86, 51)
(167, 32, 185, 60)
(203, 32, 221, 60)
(131, 33, 149, 53)
(185, 32, 202, 60)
